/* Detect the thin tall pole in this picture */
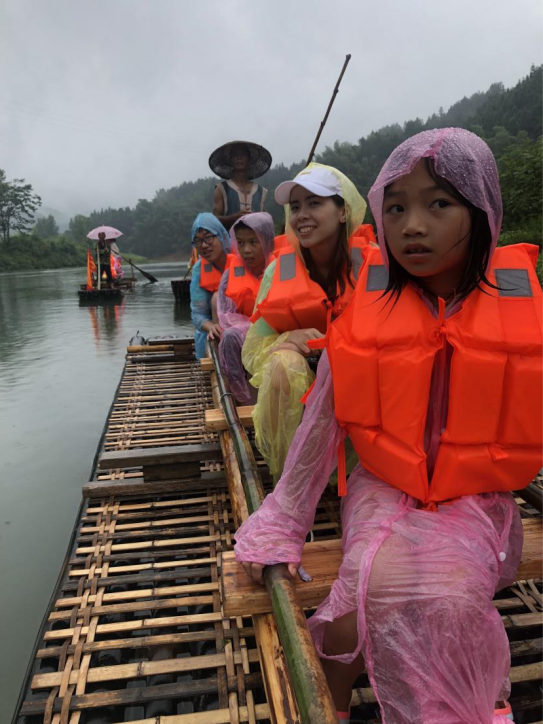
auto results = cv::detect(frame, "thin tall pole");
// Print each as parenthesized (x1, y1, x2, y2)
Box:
(96, 245, 101, 291)
(305, 54, 352, 166)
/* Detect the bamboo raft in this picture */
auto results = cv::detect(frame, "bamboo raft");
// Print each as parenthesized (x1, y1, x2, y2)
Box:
(78, 270, 138, 303)
(78, 287, 124, 303)
(12, 338, 543, 724)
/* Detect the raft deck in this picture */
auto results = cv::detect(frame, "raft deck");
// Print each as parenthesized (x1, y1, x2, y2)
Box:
(12, 339, 543, 724)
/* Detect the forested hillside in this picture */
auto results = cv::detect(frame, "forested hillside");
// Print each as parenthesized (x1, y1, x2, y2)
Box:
(65, 65, 541, 260)
(1, 65, 540, 272)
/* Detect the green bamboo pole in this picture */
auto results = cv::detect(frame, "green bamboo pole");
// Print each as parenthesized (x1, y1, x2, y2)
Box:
(208, 341, 339, 724)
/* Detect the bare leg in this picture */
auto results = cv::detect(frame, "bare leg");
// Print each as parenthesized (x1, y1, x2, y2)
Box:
(322, 611, 365, 711)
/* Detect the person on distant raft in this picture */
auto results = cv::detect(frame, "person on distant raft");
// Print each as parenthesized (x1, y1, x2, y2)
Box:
(189, 213, 236, 360)
(242, 163, 376, 481)
(217, 212, 275, 404)
(235, 129, 542, 724)
(210, 141, 272, 229)
(97, 231, 121, 285)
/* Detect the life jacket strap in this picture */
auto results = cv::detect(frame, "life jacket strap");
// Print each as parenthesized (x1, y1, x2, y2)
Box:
(300, 380, 316, 405)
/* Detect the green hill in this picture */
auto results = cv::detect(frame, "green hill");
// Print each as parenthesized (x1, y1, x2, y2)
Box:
(66, 65, 541, 261)
(2, 65, 541, 272)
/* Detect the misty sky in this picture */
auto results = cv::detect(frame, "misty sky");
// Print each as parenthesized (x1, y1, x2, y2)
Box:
(1, 0, 541, 221)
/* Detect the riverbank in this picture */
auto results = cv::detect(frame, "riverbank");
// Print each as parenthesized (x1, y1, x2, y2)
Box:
(0, 236, 150, 272)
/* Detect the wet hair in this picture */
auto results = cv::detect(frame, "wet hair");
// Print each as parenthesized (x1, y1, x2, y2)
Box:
(383, 158, 494, 303)
(235, 221, 251, 233)
(300, 195, 354, 302)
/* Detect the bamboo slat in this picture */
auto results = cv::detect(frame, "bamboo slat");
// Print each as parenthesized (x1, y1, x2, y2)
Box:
(14, 345, 543, 724)
(14, 354, 265, 724)
(98, 443, 223, 469)
(221, 519, 543, 617)
(205, 406, 255, 431)
(200, 357, 215, 372)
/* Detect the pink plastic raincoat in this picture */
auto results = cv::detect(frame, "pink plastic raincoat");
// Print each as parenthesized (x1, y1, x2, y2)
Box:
(234, 129, 524, 724)
(217, 212, 275, 404)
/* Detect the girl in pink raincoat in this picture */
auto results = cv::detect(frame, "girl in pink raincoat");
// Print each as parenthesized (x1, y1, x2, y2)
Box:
(234, 128, 542, 724)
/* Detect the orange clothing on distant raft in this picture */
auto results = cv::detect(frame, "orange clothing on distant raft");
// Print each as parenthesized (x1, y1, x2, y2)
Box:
(252, 235, 375, 334)
(199, 254, 236, 293)
(225, 260, 261, 317)
(325, 243, 542, 504)
(111, 254, 123, 279)
(189, 247, 199, 268)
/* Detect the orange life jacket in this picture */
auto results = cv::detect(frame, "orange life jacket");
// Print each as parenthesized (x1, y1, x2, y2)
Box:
(324, 243, 542, 503)
(252, 234, 379, 334)
(351, 224, 377, 247)
(273, 234, 293, 255)
(225, 260, 261, 317)
(199, 254, 236, 294)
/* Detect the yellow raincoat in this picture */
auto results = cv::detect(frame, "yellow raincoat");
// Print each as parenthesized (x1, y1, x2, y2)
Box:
(242, 164, 367, 480)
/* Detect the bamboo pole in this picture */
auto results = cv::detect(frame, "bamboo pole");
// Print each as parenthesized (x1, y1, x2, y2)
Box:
(127, 345, 173, 353)
(96, 244, 101, 291)
(208, 341, 339, 724)
(305, 54, 351, 166)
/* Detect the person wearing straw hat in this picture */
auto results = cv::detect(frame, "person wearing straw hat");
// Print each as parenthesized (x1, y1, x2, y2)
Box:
(210, 141, 272, 229)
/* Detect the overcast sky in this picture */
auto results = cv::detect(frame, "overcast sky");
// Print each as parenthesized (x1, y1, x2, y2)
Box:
(1, 0, 541, 221)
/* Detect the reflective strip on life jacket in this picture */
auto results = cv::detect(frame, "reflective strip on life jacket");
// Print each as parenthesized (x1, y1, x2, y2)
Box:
(326, 243, 543, 503)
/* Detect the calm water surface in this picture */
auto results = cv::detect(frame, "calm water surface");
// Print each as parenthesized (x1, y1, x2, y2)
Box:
(0, 264, 192, 720)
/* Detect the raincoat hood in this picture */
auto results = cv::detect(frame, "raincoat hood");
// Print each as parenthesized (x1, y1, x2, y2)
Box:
(229, 212, 275, 274)
(191, 213, 231, 252)
(368, 128, 502, 266)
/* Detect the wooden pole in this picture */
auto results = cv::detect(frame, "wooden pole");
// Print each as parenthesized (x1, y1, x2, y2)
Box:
(305, 54, 352, 167)
(117, 254, 158, 283)
(96, 244, 101, 291)
(208, 341, 339, 724)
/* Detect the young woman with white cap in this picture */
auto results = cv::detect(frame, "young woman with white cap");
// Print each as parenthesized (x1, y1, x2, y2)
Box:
(241, 163, 375, 481)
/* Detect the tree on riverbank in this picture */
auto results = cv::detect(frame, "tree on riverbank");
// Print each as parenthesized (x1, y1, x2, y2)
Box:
(499, 137, 542, 230)
(34, 214, 60, 239)
(0, 170, 42, 244)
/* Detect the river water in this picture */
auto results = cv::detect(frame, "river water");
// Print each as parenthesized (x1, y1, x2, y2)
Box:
(0, 264, 192, 721)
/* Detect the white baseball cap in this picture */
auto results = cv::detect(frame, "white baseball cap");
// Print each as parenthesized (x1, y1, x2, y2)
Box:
(274, 165, 343, 205)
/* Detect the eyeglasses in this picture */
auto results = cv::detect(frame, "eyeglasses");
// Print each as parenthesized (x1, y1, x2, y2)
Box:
(192, 234, 217, 249)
